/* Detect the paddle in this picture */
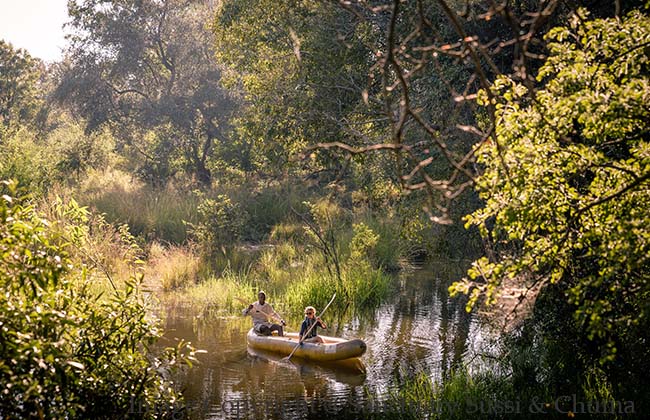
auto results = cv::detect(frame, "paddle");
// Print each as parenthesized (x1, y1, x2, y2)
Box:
(281, 293, 336, 363)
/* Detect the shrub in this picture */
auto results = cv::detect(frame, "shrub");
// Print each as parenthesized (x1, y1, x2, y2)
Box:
(0, 181, 192, 418)
(0, 128, 55, 194)
(190, 193, 248, 256)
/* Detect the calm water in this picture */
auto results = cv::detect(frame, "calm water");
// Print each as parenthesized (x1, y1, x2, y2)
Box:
(157, 260, 494, 419)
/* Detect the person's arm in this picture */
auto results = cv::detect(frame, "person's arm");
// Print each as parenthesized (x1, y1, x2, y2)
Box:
(268, 304, 286, 325)
(243, 303, 253, 316)
(299, 319, 307, 339)
(316, 317, 327, 329)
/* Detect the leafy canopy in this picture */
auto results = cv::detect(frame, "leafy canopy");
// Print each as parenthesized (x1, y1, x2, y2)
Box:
(0, 40, 42, 134)
(58, 0, 234, 185)
(452, 11, 650, 361)
(212, 0, 374, 173)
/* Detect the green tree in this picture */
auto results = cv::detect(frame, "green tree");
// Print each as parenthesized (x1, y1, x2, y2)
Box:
(0, 40, 43, 134)
(213, 0, 376, 175)
(49, 117, 114, 181)
(453, 11, 650, 361)
(57, 0, 235, 185)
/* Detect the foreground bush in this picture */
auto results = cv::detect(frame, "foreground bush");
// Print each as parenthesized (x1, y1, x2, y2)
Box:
(0, 182, 191, 418)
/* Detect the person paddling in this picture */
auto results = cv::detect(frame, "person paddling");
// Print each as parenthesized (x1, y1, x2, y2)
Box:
(243, 291, 286, 336)
(299, 306, 327, 343)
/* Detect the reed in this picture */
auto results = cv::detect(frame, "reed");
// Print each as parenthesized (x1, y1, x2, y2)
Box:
(283, 262, 392, 313)
(181, 270, 257, 315)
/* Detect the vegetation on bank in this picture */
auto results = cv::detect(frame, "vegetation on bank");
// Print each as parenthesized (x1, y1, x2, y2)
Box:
(0, 182, 195, 418)
(137, 183, 405, 315)
(368, 10, 650, 418)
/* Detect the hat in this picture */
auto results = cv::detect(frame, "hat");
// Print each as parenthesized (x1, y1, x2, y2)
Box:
(258, 290, 266, 296)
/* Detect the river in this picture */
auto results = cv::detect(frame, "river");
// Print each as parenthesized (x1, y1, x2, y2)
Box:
(156, 259, 493, 419)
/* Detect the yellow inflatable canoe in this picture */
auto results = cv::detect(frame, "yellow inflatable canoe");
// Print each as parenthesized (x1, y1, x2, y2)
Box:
(247, 347, 367, 375)
(246, 328, 367, 362)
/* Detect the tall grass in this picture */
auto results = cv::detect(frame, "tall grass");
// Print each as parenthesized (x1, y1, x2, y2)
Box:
(164, 235, 393, 318)
(56, 174, 417, 318)
(170, 201, 397, 317)
(210, 245, 259, 276)
(381, 369, 534, 420)
(75, 168, 200, 243)
(383, 362, 624, 419)
(181, 270, 256, 316)
(284, 272, 338, 312)
(283, 262, 392, 313)
(146, 242, 205, 290)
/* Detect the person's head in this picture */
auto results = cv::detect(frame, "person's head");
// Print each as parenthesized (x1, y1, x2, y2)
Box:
(304, 306, 316, 318)
(258, 290, 266, 304)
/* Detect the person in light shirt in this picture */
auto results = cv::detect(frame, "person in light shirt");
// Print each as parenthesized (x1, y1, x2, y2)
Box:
(243, 291, 286, 336)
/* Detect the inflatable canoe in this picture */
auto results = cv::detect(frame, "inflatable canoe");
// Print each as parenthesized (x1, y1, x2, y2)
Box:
(246, 328, 367, 362)
(247, 347, 367, 376)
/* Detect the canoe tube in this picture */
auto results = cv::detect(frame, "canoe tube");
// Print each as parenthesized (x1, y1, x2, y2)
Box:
(247, 347, 367, 376)
(246, 328, 367, 362)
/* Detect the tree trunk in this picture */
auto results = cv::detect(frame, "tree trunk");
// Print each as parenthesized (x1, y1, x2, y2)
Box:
(195, 158, 211, 186)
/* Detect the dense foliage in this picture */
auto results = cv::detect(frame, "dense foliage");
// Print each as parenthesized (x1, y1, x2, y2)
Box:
(454, 10, 650, 362)
(0, 182, 190, 418)
(58, 0, 234, 185)
(0, 40, 43, 133)
(213, 0, 376, 174)
(2, 0, 649, 415)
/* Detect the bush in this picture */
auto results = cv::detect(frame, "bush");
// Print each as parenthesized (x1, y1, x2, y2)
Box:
(190, 193, 248, 256)
(0, 128, 55, 194)
(0, 181, 192, 418)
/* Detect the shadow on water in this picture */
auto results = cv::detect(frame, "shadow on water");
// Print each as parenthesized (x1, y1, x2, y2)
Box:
(156, 259, 494, 419)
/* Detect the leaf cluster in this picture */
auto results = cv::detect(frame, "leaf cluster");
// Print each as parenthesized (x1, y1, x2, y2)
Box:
(455, 11, 650, 362)
(0, 181, 193, 418)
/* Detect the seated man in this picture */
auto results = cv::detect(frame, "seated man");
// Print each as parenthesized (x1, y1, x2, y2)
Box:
(299, 306, 327, 343)
(243, 291, 285, 336)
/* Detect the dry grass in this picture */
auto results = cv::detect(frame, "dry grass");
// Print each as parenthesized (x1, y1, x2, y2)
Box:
(74, 168, 200, 243)
(146, 242, 204, 291)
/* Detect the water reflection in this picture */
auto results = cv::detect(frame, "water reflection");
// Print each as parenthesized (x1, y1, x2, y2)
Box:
(158, 259, 490, 419)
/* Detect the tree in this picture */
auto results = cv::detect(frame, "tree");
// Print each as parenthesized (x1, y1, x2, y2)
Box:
(212, 0, 377, 175)
(0, 40, 43, 134)
(453, 10, 650, 361)
(57, 0, 235, 186)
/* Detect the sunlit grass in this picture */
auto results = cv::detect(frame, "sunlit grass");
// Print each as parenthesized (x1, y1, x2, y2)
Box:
(49, 174, 409, 319)
(283, 263, 392, 312)
(75, 168, 200, 243)
(146, 242, 205, 290)
(180, 270, 256, 315)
